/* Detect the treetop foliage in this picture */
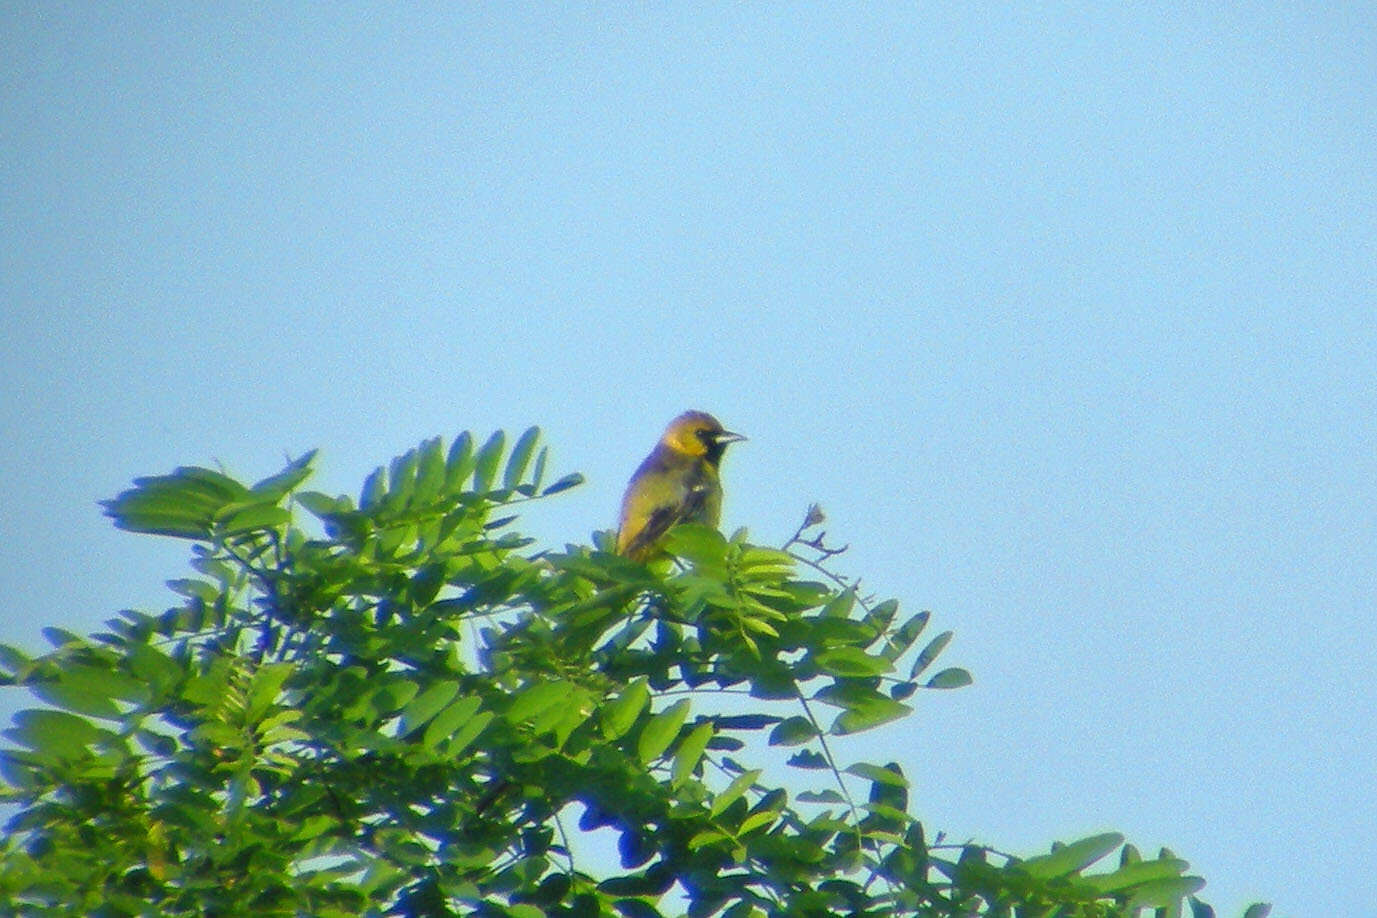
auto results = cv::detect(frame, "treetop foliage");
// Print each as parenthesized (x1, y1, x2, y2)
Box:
(0, 427, 1269, 917)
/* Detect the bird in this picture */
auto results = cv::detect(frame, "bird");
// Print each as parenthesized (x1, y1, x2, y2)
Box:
(616, 411, 745, 560)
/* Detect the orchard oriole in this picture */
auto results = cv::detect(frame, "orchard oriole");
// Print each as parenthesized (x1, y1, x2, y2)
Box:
(616, 411, 745, 560)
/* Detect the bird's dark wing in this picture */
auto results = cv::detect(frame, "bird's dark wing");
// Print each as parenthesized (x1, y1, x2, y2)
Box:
(678, 476, 712, 524)
(622, 473, 712, 559)
(622, 504, 682, 559)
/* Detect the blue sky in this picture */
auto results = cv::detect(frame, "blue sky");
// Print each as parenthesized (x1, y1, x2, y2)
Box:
(3, 4, 1373, 914)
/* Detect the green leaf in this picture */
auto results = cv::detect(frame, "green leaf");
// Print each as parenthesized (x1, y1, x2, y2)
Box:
(0, 643, 32, 678)
(663, 524, 728, 566)
(446, 431, 476, 489)
(1124, 876, 1205, 908)
(295, 490, 344, 520)
(768, 716, 817, 746)
(447, 710, 493, 755)
(250, 451, 316, 500)
(360, 467, 386, 509)
(1020, 832, 1125, 879)
(508, 680, 573, 723)
(473, 431, 506, 492)
(102, 466, 251, 539)
(422, 696, 483, 750)
(909, 630, 953, 679)
(882, 611, 930, 660)
(542, 472, 585, 496)
(6, 709, 101, 758)
(1083, 857, 1190, 893)
(672, 721, 714, 786)
(710, 768, 761, 817)
(216, 502, 291, 535)
(813, 680, 890, 710)
(504, 426, 541, 489)
(737, 810, 778, 835)
(829, 696, 910, 735)
(413, 437, 446, 503)
(602, 679, 650, 740)
(845, 762, 908, 788)
(399, 681, 462, 736)
(388, 447, 421, 505)
(32, 664, 146, 718)
(820, 588, 856, 619)
(246, 662, 295, 720)
(925, 668, 972, 690)
(859, 597, 899, 636)
(527, 445, 549, 493)
(814, 646, 893, 678)
(638, 699, 690, 763)
(127, 643, 184, 692)
(1241, 906, 1271, 918)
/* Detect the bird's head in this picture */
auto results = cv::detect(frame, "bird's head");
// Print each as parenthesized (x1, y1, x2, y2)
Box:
(661, 410, 746, 463)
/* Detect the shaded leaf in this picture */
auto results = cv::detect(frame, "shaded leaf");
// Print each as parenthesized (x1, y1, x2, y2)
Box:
(845, 762, 908, 788)
(504, 426, 541, 489)
(250, 451, 316, 500)
(1125, 876, 1206, 908)
(768, 716, 817, 746)
(542, 472, 585, 496)
(925, 667, 972, 690)
(909, 630, 953, 679)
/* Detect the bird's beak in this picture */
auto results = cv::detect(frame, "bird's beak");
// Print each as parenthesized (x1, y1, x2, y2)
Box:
(715, 430, 747, 444)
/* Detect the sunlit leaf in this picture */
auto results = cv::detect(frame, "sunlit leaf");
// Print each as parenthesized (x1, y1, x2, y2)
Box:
(250, 451, 316, 500)
(413, 437, 446, 503)
(422, 696, 483, 750)
(216, 502, 291, 535)
(638, 699, 690, 763)
(710, 768, 761, 817)
(602, 679, 649, 740)
(829, 697, 910, 735)
(446, 431, 476, 489)
(672, 722, 713, 785)
(399, 681, 462, 737)
(6, 709, 101, 758)
(814, 646, 892, 678)
(1020, 832, 1125, 879)
(664, 524, 728, 566)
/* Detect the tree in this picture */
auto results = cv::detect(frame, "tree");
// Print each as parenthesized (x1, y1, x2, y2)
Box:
(0, 428, 1269, 917)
